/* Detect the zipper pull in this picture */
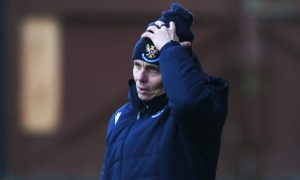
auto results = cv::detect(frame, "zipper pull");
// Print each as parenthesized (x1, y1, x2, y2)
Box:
(137, 105, 149, 120)
(137, 112, 141, 120)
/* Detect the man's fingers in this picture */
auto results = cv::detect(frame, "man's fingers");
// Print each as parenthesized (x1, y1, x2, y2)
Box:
(180, 41, 192, 47)
(159, 25, 168, 30)
(141, 31, 154, 39)
(168, 21, 177, 41)
(146, 25, 159, 33)
(169, 21, 176, 32)
(154, 20, 165, 27)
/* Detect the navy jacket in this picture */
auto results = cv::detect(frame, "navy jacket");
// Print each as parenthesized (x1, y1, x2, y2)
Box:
(101, 41, 229, 180)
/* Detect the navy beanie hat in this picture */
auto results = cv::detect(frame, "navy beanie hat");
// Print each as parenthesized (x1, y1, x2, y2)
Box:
(132, 2, 194, 63)
(157, 2, 194, 42)
(132, 38, 160, 64)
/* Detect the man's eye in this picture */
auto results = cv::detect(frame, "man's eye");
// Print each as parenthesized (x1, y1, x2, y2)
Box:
(149, 68, 159, 73)
(134, 63, 141, 68)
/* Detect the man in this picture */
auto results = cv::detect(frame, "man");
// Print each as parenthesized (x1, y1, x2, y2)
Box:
(101, 3, 229, 180)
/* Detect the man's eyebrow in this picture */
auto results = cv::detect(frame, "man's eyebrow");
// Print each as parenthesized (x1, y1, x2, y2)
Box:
(133, 61, 160, 70)
(134, 61, 141, 65)
(145, 64, 160, 70)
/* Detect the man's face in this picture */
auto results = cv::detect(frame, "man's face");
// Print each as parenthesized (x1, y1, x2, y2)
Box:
(133, 60, 165, 101)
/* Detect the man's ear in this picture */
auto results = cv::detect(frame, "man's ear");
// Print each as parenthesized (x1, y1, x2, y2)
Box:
(180, 41, 192, 47)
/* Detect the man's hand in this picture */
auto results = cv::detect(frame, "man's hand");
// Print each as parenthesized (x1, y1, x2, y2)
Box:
(141, 21, 176, 50)
(141, 21, 191, 51)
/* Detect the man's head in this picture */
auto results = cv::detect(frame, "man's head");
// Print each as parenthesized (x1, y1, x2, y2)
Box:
(133, 59, 164, 101)
(131, 2, 194, 101)
(132, 36, 163, 101)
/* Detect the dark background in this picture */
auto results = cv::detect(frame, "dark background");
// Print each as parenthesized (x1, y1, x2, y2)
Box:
(2, 0, 300, 179)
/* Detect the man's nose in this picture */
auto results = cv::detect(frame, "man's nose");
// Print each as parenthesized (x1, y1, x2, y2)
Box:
(136, 69, 147, 82)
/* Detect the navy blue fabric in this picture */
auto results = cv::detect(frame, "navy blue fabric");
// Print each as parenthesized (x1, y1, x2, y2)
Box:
(132, 37, 160, 64)
(157, 2, 194, 42)
(101, 41, 229, 180)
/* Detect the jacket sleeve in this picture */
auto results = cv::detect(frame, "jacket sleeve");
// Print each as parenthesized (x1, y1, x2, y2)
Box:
(159, 41, 229, 132)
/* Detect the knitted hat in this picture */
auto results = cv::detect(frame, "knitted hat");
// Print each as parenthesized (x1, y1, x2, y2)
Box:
(132, 37, 160, 64)
(132, 2, 193, 63)
(156, 2, 194, 42)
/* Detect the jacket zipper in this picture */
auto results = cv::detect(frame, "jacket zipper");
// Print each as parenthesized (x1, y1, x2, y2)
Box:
(137, 105, 149, 120)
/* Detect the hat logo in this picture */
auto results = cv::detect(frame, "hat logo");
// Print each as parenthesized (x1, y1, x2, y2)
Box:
(145, 44, 159, 59)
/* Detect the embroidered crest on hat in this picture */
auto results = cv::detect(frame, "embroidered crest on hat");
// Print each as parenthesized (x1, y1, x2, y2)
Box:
(141, 43, 160, 63)
(146, 44, 159, 59)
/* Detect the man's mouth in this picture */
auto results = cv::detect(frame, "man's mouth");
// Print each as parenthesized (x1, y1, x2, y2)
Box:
(137, 87, 149, 94)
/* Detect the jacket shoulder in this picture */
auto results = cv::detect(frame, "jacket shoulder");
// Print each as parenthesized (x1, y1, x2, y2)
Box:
(107, 102, 133, 132)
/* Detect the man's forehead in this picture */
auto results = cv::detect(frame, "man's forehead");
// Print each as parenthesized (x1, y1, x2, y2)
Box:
(134, 59, 160, 68)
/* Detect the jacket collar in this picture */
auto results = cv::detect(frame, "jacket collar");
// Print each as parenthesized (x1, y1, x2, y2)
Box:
(128, 79, 168, 114)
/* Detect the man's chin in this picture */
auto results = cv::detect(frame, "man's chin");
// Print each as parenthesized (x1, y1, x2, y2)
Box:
(138, 93, 154, 101)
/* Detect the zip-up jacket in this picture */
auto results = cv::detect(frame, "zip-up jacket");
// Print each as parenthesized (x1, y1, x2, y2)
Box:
(101, 41, 229, 180)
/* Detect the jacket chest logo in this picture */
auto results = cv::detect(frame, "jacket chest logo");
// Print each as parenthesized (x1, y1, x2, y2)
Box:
(151, 109, 165, 118)
(114, 112, 122, 124)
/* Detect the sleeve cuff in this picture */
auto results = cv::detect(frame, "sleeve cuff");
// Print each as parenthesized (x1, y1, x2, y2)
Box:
(160, 41, 181, 53)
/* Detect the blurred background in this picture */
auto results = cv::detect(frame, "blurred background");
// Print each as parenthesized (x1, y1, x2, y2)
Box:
(1, 0, 300, 179)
